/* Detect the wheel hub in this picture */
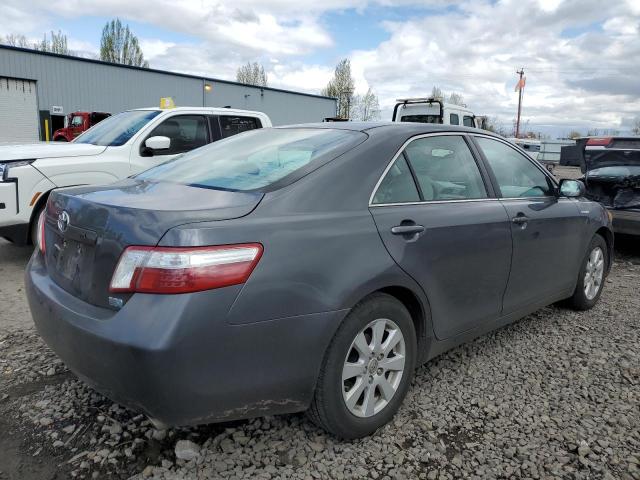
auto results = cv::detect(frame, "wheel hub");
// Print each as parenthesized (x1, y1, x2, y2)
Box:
(367, 358, 379, 374)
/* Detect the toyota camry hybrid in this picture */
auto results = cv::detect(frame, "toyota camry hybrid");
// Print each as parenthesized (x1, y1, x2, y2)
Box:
(26, 123, 613, 439)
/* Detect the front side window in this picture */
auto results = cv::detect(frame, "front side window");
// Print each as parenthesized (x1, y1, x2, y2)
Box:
(450, 113, 459, 125)
(404, 136, 487, 200)
(463, 116, 475, 127)
(475, 137, 553, 198)
(136, 128, 365, 192)
(75, 110, 161, 146)
(146, 115, 209, 155)
(70, 115, 83, 127)
(220, 116, 261, 138)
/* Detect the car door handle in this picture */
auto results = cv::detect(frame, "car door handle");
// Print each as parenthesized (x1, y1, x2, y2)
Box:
(391, 225, 425, 235)
(512, 215, 529, 225)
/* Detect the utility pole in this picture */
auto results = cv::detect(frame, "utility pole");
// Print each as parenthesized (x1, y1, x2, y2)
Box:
(515, 68, 525, 139)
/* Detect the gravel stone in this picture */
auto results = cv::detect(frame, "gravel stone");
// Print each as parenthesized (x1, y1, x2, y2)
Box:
(1, 235, 640, 479)
(174, 439, 201, 461)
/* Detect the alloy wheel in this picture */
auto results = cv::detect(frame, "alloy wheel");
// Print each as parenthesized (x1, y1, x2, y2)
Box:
(341, 318, 406, 418)
(584, 246, 604, 301)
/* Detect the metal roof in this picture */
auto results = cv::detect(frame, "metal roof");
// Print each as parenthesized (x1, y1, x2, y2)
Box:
(0, 45, 335, 102)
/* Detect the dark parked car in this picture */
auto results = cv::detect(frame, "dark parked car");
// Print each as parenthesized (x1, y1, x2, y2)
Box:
(570, 136, 640, 236)
(26, 123, 613, 439)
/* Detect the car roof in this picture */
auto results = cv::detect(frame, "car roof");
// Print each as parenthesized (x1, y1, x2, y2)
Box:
(278, 121, 499, 137)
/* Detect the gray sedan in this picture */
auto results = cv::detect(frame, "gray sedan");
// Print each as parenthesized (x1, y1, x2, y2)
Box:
(26, 123, 613, 439)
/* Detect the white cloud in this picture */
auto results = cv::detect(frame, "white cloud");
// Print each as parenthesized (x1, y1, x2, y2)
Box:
(1, 0, 639, 134)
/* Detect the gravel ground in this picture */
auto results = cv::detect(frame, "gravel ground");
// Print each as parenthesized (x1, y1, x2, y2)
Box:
(1, 234, 639, 480)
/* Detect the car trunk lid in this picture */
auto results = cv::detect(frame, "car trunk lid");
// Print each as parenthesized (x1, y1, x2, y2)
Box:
(43, 179, 263, 308)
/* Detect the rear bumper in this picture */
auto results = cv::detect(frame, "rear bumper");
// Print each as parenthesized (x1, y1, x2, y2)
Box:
(610, 209, 640, 236)
(25, 252, 346, 426)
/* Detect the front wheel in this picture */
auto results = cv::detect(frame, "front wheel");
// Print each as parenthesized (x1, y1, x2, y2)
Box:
(308, 293, 417, 439)
(30, 204, 45, 246)
(567, 234, 608, 310)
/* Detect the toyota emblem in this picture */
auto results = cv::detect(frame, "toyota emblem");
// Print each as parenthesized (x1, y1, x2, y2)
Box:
(57, 211, 70, 233)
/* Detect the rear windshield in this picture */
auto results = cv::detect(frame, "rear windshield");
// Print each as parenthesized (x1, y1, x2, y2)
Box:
(401, 115, 442, 124)
(136, 128, 366, 191)
(75, 110, 161, 146)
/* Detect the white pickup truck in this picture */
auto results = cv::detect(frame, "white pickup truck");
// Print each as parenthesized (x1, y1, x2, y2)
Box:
(0, 107, 271, 244)
(392, 97, 485, 128)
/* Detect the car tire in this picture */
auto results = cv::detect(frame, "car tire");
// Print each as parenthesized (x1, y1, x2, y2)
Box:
(308, 293, 417, 439)
(30, 203, 45, 246)
(567, 234, 608, 310)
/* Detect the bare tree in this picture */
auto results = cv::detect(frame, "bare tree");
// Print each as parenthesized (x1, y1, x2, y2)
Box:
(447, 92, 465, 106)
(322, 59, 355, 119)
(633, 118, 640, 136)
(100, 19, 149, 67)
(351, 88, 380, 121)
(1, 34, 31, 48)
(431, 86, 443, 100)
(236, 62, 268, 86)
(568, 130, 582, 139)
(35, 31, 69, 55)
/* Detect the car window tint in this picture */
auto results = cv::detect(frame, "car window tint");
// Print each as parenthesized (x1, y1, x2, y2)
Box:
(137, 128, 365, 192)
(400, 114, 442, 124)
(372, 157, 420, 205)
(463, 116, 475, 127)
(403, 136, 487, 201)
(476, 137, 553, 198)
(449, 113, 459, 125)
(220, 116, 261, 138)
(147, 115, 209, 155)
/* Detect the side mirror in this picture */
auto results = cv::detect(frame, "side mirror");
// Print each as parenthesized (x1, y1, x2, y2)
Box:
(559, 178, 585, 198)
(145, 136, 171, 151)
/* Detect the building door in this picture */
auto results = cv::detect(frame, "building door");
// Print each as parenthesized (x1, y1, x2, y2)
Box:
(0, 77, 39, 143)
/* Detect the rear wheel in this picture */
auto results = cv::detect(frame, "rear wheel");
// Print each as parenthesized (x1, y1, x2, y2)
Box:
(567, 234, 608, 310)
(308, 293, 417, 439)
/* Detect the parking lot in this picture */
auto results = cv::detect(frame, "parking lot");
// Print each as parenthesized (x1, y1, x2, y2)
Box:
(0, 233, 638, 480)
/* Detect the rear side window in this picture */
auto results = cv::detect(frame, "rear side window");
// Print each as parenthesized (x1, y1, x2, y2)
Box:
(475, 137, 553, 197)
(449, 113, 459, 125)
(220, 116, 262, 138)
(146, 115, 209, 155)
(371, 157, 420, 205)
(136, 128, 365, 191)
(463, 116, 475, 127)
(404, 136, 487, 200)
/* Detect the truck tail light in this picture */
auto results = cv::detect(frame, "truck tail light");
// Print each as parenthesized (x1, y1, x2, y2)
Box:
(109, 244, 263, 294)
(37, 211, 46, 254)
(586, 137, 612, 147)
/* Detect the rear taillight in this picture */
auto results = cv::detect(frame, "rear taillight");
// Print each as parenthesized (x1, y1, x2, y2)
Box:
(586, 137, 612, 147)
(109, 244, 263, 294)
(36, 211, 46, 254)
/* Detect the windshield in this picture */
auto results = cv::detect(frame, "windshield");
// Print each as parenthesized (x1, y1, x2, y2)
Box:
(74, 110, 161, 146)
(136, 128, 366, 191)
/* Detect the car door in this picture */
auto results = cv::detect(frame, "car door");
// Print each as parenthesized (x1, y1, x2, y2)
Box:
(369, 133, 512, 340)
(472, 135, 585, 313)
(130, 114, 210, 173)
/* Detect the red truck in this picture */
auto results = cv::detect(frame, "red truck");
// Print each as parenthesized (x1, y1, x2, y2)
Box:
(53, 111, 111, 142)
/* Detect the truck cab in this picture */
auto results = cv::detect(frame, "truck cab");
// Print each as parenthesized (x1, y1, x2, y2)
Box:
(53, 111, 111, 142)
(392, 97, 480, 128)
(0, 107, 271, 245)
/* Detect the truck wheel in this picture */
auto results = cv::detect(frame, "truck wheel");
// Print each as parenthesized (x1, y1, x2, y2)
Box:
(30, 204, 45, 246)
(307, 293, 417, 439)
